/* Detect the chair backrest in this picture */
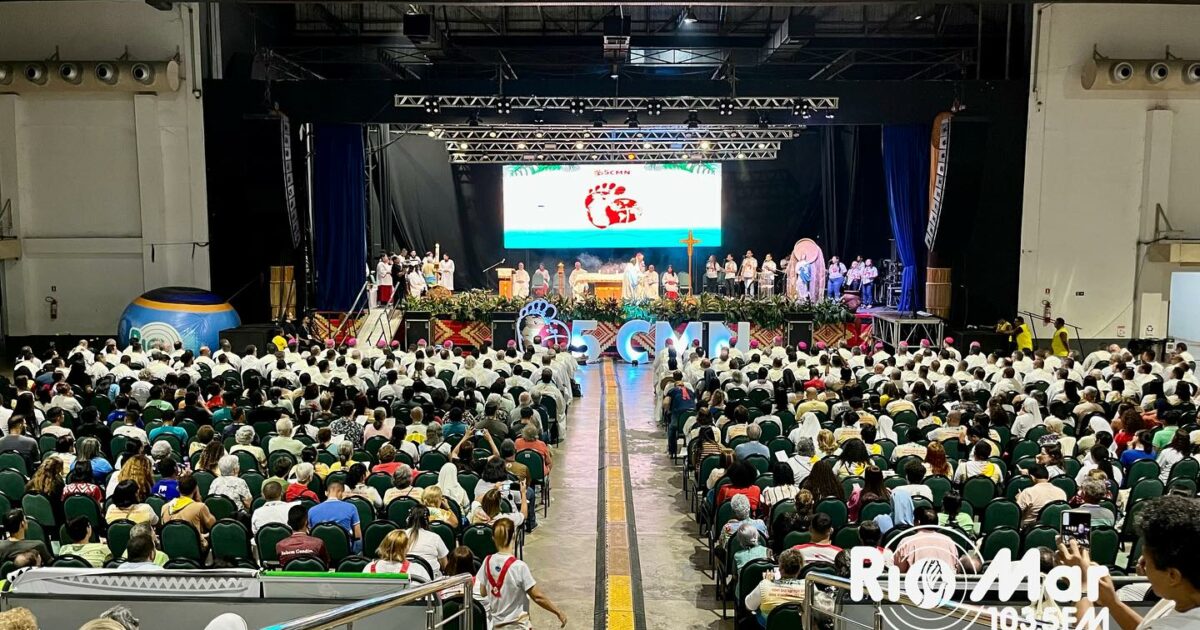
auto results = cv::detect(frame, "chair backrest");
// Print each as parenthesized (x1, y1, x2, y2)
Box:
(22, 493, 56, 529)
(64, 494, 103, 532)
(338, 555, 371, 573)
(255, 523, 293, 566)
(514, 450, 546, 485)
(1037, 501, 1071, 528)
(386, 497, 420, 525)
(1021, 525, 1058, 554)
(106, 518, 136, 558)
(0, 469, 27, 501)
(814, 498, 848, 529)
(205, 495, 238, 521)
(162, 520, 205, 561)
(1089, 526, 1120, 566)
(0, 452, 28, 475)
(283, 556, 328, 572)
(420, 450, 449, 472)
(362, 520, 398, 559)
(461, 524, 497, 559)
(981, 527, 1020, 561)
(765, 603, 803, 630)
(311, 522, 352, 564)
(442, 599, 488, 630)
(345, 496, 377, 530)
(981, 498, 1020, 534)
(414, 472, 440, 489)
(1126, 459, 1160, 489)
(192, 470, 216, 499)
(962, 476, 998, 508)
(211, 519, 253, 561)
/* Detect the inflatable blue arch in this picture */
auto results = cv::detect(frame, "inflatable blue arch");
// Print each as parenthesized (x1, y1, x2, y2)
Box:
(117, 287, 241, 353)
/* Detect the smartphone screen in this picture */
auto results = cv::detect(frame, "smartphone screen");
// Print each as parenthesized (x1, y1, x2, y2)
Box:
(1060, 510, 1092, 548)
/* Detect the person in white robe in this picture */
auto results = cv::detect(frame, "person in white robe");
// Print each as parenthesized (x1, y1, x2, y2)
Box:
(623, 258, 642, 300)
(759, 254, 777, 297)
(376, 254, 394, 304)
(512, 262, 531, 298)
(569, 262, 588, 302)
(641, 265, 660, 299)
(407, 268, 427, 296)
(661, 266, 680, 299)
(438, 254, 455, 291)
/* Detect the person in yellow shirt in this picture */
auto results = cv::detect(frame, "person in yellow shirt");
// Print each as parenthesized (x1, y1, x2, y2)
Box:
(1014, 316, 1033, 353)
(1051, 317, 1070, 357)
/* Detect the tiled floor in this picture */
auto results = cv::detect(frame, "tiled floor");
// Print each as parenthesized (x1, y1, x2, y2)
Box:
(522, 362, 730, 630)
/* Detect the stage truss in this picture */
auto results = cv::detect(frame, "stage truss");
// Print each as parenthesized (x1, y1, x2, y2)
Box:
(393, 95, 839, 113)
(447, 148, 777, 163)
(871, 311, 945, 351)
(409, 125, 801, 142)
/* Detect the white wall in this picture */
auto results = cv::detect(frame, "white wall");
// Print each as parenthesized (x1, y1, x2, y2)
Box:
(1021, 3, 1200, 341)
(0, 0, 209, 336)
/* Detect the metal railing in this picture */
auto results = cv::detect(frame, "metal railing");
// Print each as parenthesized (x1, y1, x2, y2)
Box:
(260, 574, 474, 630)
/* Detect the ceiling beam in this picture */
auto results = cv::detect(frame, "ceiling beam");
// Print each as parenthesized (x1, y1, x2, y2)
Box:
(219, 0, 1200, 6)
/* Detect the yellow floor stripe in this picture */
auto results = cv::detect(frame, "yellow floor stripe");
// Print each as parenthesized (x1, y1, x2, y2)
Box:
(600, 359, 637, 630)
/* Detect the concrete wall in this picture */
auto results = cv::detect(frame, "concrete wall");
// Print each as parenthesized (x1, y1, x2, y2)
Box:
(1021, 3, 1200, 342)
(0, 1, 209, 336)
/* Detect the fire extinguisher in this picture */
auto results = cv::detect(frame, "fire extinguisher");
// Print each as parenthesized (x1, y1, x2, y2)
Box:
(45, 296, 58, 320)
(1041, 300, 1052, 326)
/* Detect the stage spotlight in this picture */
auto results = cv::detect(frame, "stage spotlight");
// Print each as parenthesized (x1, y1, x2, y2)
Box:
(825, 111, 835, 119)
(757, 112, 770, 129)
(625, 111, 639, 128)
(466, 111, 482, 126)
(569, 98, 587, 115)
(699, 140, 712, 150)
(517, 142, 528, 149)
(591, 111, 606, 128)
(757, 142, 767, 149)
(627, 153, 636, 160)
(642, 142, 652, 149)
(94, 62, 118, 85)
(610, 64, 620, 80)
(58, 63, 82, 84)
(717, 98, 735, 116)
(647, 100, 664, 116)
(423, 96, 441, 114)
(495, 97, 512, 115)
(574, 142, 585, 150)
(681, 7, 699, 24)
(534, 130, 545, 138)
(791, 100, 803, 116)
(802, 107, 812, 120)
(426, 130, 437, 137)
(685, 111, 701, 129)
(591, 154, 600, 160)
(737, 152, 746, 159)
(458, 142, 469, 149)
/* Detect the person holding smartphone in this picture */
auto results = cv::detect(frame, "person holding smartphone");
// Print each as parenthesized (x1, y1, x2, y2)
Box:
(1058, 496, 1200, 629)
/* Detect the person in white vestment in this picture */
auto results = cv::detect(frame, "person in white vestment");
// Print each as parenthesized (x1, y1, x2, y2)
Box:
(642, 265, 660, 299)
(569, 262, 588, 302)
(407, 268, 427, 296)
(376, 254, 393, 305)
(662, 266, 680, 299)
(439, 254, 455, 291)
(513, 262, 531, 298)
(623, 258, 642, 300)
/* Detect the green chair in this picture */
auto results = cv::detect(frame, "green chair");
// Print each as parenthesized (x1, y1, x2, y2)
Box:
(962, 476, 998, 511)
(255, 522, 293, 567)
(1005, 475, 1034, 501)
(311, 522, 352, 565)
(211, 519, 253, 562)
(840, 476, 863, 500)
(204, 495, 238, 522)
(268, 450, 298, 473)
(362, 520, 398, 559)
(782, 530, 810, 547)
(925, 475, 953, 507)
(981, 527, 1020, 561)
(345, 496, 376, 531)
(1011, 440, 1040, 463)
(462, 524, 497, 560)
(0, 452, 28, 475)
(64, 495, 104, 535)
(234, 450, 260, 473)
(458, 473, 480, 499)
(387, 497, 420, 526)
(1168, 458, 1199, 482)
(242, 470, 265, 498)
(284, 556, 328, 572)
(981, 499, 1020, 534)
(442, 599, 488, 630)
(815, 498, 848, 530)
(516, 449, 550, 516)
(50, 554, 92, 568)
(429, 521, 456, 552)
(1037, 501, 1071, 528)
(21, 493, 56, 530)
(106, 519, 136, 558)
(162, 520, 205, 563)
(414, 472, 440, 489)
(765, 603, 803, 630)
(1022, 525, 1058, 553)
(834, 526, 860, 548)
(420, 450, 449, 472)
(769, 500, 796, 529)
(338, 555, 371, 573)
(192, 470, 216, 499)
(860, 501, 891, 522)
(1089, 526, 1119, 566)
(1049, 475, 1077, 498)
(1128, 478, 1164, 509)
(367, 473, 393, 498)
(768, 438, 793, 457)
(1126, 459, 1160, 490)
(37, 435, 57, 457)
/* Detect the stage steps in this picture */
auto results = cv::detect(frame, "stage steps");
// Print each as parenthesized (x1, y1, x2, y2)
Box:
(356, 306, 403, 346)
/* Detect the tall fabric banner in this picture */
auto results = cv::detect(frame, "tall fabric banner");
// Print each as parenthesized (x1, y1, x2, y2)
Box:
(924, 112, 953, 250)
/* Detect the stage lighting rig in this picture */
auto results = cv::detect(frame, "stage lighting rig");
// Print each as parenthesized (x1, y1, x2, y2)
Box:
(685, 111, 701, 129)
(757, 113, 771, 129)
(625, 111, 639, 128)
(647, 100, 665, 116)
(569, 98, 587, 115)
(466, 111, 482, 127)
(592, 112, 607, 128)
(495, 97, 512, 115)
(717, 99, 735, 116)
(423, 97, 441, 114)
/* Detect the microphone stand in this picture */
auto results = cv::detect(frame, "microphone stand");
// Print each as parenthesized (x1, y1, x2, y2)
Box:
(483, 258, 507, 292)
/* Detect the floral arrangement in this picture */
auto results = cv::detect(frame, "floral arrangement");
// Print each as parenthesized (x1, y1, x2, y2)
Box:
(400, 290, 853, 328)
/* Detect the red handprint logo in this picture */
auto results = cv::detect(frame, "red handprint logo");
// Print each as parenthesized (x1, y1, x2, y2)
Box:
(584, 182, 641, 229)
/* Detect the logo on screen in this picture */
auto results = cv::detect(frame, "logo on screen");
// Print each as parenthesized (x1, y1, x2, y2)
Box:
(584, 182, 642, 229)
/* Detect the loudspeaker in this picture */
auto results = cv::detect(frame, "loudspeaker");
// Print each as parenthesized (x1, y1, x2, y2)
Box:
(699, 312, 726, 355)
(403, 14, 435, 42)
(785, 314, 814, 348)
(220, 324, 280, 354)
(403, 312, 432, 347)
(491, 312, 518, 349)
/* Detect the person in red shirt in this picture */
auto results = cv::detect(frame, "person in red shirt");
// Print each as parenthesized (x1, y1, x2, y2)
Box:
(204, 382, 225, 410)
(514, 425, 552, 475)
(276, 505, 330, 567)
(715, 459, 762, 514)
(791, 512, 842, 565)
(285, 463, 319, 502)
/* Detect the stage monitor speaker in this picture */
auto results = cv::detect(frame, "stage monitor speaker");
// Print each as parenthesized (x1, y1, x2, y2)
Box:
(785, 315, 814, 349)
(403, 312, 432, 347)
(491, 312, 518, 350)
(220, 324, 280, 354)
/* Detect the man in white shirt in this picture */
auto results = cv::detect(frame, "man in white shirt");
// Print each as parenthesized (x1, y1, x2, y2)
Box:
(251, 481, 298, 534)
(740, 251, 758, 298)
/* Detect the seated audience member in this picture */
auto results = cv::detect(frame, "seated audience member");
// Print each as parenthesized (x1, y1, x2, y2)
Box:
(58, 516, 113, 567)
(1060, 495, 1200, 628)
(895, 460, 934, 501)
(308, 481, 362, 553)
(159, 474, 217, 545)
(744, 548, 807, 627)
(893, 507, 961, 572)
(1015, 464, 1067, 529)
(252, 480, 297, 534)
(276, 505, 330, 567)
(937, 492, 976, 538)
(952, 441, 1003, 484)
(716, 459, 763, 513)
(733, 523, 768, 574)
(761, 462, 799, 507)
(791, 512, 842, 565)
(105, 480, 158, 525)
(718, 494, 769, 549)
(117, 531, 164, 571)
(363, 529, 432, 581)
(285, 463, 320, 502)
(404, 505, 451, 576)
(0, 509, 52, 566)
(1072, 479, 1116, 528)
(383, 464, 423, 504)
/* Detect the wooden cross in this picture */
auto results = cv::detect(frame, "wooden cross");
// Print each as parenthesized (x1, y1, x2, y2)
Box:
(679, 229, 701, 295)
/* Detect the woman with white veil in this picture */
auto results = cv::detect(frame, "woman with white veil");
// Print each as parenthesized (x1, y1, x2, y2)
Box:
(1011, 396, 1044, 440)
(788, 412, 821, 446)
(876, 413, 899, 443)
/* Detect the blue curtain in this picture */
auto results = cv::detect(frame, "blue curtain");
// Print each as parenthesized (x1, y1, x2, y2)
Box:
(881, 125, 930, 312)
(313, 124, 368, 312)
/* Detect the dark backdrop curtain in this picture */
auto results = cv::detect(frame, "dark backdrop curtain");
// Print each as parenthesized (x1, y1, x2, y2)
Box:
(374, 134, 893, 291)
(881, 125, 930, 312)
(313, 124, 367, 311)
